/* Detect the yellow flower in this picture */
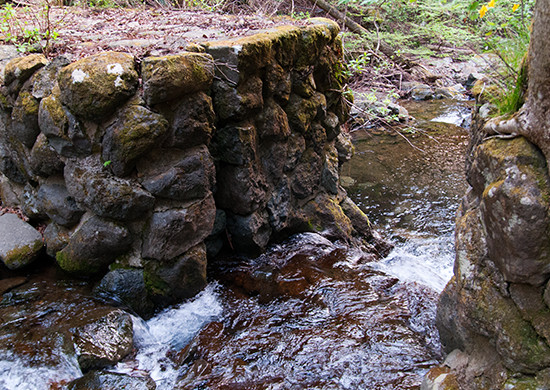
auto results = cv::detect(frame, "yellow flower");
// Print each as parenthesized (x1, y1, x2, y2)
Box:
(488, 0, 496, 7)
(512, 3, 520, 11)
(480, 4, 488, 17)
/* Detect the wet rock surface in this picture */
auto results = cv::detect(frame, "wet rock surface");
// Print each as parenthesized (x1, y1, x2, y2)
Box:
(433, 85, 550, 387)
(0, 270, 138, 388)
(0, 213, 43, 270)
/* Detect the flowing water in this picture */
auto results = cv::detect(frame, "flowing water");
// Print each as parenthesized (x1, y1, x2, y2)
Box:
(0, 99, 470, 390)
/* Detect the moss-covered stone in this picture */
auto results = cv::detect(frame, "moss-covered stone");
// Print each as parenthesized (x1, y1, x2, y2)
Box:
(465, 271, 550, 373)
(285, 93, 324, 134)
(29, 133, 64, 178)
(474, 137, 550, 285)
(58, 51, 138, 120)
(144, 243, 208, 306)
(141, 52, 214, 105)
(102, 104, 168, 177)
(10, 91, 40, 148)
(295, 193, 354, 240)
(3, 54, 48, 95)
(55, 216, 132, 274)
(38, 95, 92, 157)
(212, 76, 263, 121)
(0, 213, 43, 270)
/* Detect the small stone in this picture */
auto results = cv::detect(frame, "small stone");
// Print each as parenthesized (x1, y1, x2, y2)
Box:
(0, 213, 43, 270)
(71, 309, 133, 371)
(67, 371, 156, 390)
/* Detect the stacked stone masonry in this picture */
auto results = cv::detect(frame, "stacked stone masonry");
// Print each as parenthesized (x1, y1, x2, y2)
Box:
(0, 19, 376, 317)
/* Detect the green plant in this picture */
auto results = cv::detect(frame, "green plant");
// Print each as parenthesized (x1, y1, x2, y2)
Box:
(0, 0, 62, 55)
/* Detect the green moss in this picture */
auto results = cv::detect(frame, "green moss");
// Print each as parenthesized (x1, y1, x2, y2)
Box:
(143, 268, 169, 297)
(4, 240, 42, 269)
(504, 376, 540, 389)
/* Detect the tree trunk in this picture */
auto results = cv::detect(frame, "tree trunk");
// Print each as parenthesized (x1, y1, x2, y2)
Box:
(484, 0, 550, 169)
(523, 0, 550, 153)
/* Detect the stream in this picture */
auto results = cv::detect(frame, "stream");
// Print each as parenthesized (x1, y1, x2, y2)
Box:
(0, 99, 470, 390)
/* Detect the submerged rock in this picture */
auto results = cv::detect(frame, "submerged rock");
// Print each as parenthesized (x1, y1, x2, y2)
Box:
(0, 213, 43, 270)
(67, 371, 156, 390)
(72, 309, 133, 371)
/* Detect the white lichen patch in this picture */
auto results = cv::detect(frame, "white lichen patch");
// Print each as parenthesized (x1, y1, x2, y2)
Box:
(232, 45, 243, 54)
(114, 76, 123, 88)
(520, 196, 534, 206)
(71, 69, 89, 84)
(107, 63, 124, 76)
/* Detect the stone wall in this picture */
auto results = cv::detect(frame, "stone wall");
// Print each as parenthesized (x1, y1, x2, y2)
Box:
(426, 83, 550, 388)
(0, 19, 378, 317)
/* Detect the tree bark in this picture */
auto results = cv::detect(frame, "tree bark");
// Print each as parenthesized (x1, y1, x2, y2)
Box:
(484, 0, 550, 168)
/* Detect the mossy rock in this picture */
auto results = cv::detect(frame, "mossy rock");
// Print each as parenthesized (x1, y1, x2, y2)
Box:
(102, 104, 168, 177)
(10, 91, 40, 149)
(55, 216, 132, 275)
(3, 54, 48, 95)
(143, 243, 208, 307)
(37, 95, 92, 158)
(474, 137, 550, 285)
(466, 271, 550, 373)
(58, 51, 138, 120)
(141, 52, 214, 105)
(285, 93, 320, 134)
(292, 193, 354, 241)
(0, 213, 43, 270)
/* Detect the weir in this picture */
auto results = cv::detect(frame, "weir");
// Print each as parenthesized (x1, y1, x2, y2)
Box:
(0, 18, 382, 318)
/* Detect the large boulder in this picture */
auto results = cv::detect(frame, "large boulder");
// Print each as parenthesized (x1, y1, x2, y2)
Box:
(141, 52, 214, 105)
(64, 155, 155, 221)
(0, 213, 43, 270)
(470, 137, 550, 285)
(142, 195, 216, 261)
(58, 51, 138, 120)
(102, 104, 168, 177)
(55, 215, 132, 274)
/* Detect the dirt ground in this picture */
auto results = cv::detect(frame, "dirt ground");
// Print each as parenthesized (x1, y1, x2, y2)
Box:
(4, 5, 309, 59)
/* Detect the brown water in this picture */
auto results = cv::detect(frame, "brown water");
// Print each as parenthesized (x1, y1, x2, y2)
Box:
(0, 99, 470, 390)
